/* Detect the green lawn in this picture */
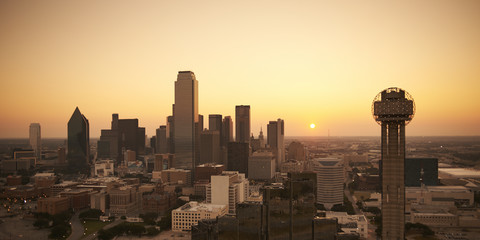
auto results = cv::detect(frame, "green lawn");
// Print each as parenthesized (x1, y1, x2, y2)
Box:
(81, 220, 110, 238)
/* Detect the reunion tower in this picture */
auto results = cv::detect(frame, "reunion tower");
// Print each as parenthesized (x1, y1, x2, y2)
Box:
(372, 87, 415, 240)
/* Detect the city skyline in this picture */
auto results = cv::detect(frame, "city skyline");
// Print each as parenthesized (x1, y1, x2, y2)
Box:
(1, 1, 480, 138)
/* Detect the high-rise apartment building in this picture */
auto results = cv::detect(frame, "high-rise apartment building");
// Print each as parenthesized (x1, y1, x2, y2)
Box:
(67, 107, 90, 170)
(29, 123, 41, 159)
(206, 171, 249, 215)
(372, 87, 415, 240)
(313, 158, 344, 209)
(267, 119, 285, 171)
(235, 105, 250, 143)
(174, 71, 199, 170)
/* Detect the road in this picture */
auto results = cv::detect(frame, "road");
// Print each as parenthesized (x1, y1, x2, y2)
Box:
(68, 210, 86, 240)
(344, 176, 361, 214)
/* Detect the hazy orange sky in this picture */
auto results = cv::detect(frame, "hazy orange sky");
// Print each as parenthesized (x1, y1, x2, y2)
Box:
(1, 0, 479, 138)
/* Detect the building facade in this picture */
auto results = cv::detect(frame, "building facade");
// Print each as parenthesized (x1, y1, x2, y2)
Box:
(313, 158, 344, 209)
(235, 105, 250, 143)
(67, 107, 90, 170)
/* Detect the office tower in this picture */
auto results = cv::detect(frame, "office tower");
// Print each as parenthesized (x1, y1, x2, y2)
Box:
(227, 142, 250, 177)
(200, 130, 221, 165)
(222, 116, 234, 143)
(235, 105, 250, 143)
(248, 151, 276, 180)
(174, 71, 199, 170)
(29, 123, 41, 159)
(313, 158, 344, 209)
(267, 119, 285, 171)
(167, 115, 174, 153)
(99, 114, 145, 163)
(156, 125, 168, 154)
(287, 141, 306, 161)
(196, 114, 203, 165)
(150, 136, 156, 153)
(405, 158, 438, 187)
(206, 171, 249, 215)
(209, 114, 223, 146)
(67, 107, 90, 170)
(57, 147, 66, 164)
(372, 87, 415, 240)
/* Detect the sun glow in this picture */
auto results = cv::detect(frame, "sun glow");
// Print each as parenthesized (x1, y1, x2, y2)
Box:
(310, 123, 315, 129)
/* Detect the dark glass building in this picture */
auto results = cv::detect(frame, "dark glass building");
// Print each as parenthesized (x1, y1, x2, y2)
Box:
(67, 107, 90, 171)
(227, 142, 249, 177)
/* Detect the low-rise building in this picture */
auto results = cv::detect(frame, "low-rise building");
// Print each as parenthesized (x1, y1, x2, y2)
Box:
(172, 201, 227, 231)
(161, 168, 192, 186)
(324, 211, 368, 239)
(37, 196, 70, 215)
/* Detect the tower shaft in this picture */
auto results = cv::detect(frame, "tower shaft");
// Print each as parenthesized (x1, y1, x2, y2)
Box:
(381, 121, 405, 240)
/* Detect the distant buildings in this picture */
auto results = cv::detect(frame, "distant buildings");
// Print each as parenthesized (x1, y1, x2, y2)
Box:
(267, 119, 285, 171)
(287, 141, 305, 161)
(313, 158, 344, 209)
(222, 116, 234, 144)
(37, 196, 70, 215)
(235, 105, 250, 144)
(155, 125, 168, 154)
(206, 171, 249, 215)
(199, 130, 221, 165)
(29, 123, 41, 159)
(67, 107, 90, 170)
(172, 201, 227, 231)
(174, 71, 199, 170)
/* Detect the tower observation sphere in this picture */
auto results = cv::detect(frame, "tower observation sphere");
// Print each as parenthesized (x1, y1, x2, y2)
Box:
(372, 87, 414, 240)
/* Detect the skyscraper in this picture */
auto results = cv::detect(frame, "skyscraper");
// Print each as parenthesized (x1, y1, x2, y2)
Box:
(174, 71, 199, 170)
(372, 87, 415, 240)
(235, 105, 250, 143)
(199, 130, 221, 165)
(209, 114, 223, 146)
(156, 125, 168, 154)
(67, 107, 90, 170)
(29, 123, 41, 159)
(312, 158, 344, 209)
(267, 119, 285, 171)
(222, 116, 234, 144)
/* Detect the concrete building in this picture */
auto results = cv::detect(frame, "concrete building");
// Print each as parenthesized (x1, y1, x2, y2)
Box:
(37, 196, 70, 215)
(312, 217, 338, 240)
(248, 151, 275, 180)
(373, 87, 414, 240)
(90, 191, 110, 213)
(411, 212, 458, 227)
(199, 130, 221, 165)
(172, 201, 227, 231)
(94, 160, 114, 177)
(160, 168, 192, 186)
(6, 175, 22, 186)
(324, 211, 368, 239)
(174, 71, 199, 170)
(206, 171, 249, 215)
(235, 105, 250, 143)
(287, 141, 305, 161)
(67, 107, 90, 171)
(60, 188, 92, 210)
(313, 158, 344, 209)
(29, 123, 41, 159)
(267, 119, 285, 171)
(109, 185, 139, 216)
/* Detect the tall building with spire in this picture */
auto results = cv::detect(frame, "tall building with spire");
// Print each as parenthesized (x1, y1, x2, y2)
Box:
(67, 107, 90, 171)
(235, 105, 250, 144)
(29, 123, 41, 159)
(174, 71, 199, 170)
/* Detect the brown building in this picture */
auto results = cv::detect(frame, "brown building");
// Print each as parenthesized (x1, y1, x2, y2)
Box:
(195, 164, 225, 182)
(33, 173, 57, 188)
(199, 130, 221, 165)
(154, 154, 175, 171)
(161, 168, 192, 186)
(50, 181, 79, 196)
(37, 196, 70, 215)
(6, 175, 22, 186)
(57, 147, 66, 164)
(142, 188, 177, 215)
(60, 189, 92, 210)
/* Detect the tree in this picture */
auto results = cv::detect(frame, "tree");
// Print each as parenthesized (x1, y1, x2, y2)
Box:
(49, 224, 70, 239)
(79, 209, 103, 220)
(146, 227, 160, 236)
(33, 218, 50, 229)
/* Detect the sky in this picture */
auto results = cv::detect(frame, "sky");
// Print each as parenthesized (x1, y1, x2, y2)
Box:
(1, 0, 479, 138)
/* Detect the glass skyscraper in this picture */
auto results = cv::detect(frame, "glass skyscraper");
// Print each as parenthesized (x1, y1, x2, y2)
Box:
(174, 71, 199, 170)
(67, 107, 90, 171)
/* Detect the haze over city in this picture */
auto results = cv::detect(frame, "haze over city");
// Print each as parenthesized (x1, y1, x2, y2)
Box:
(1, 0, 480, 138)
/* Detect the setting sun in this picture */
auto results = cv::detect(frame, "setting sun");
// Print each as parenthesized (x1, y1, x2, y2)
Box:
(310, 123, 315, 129)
